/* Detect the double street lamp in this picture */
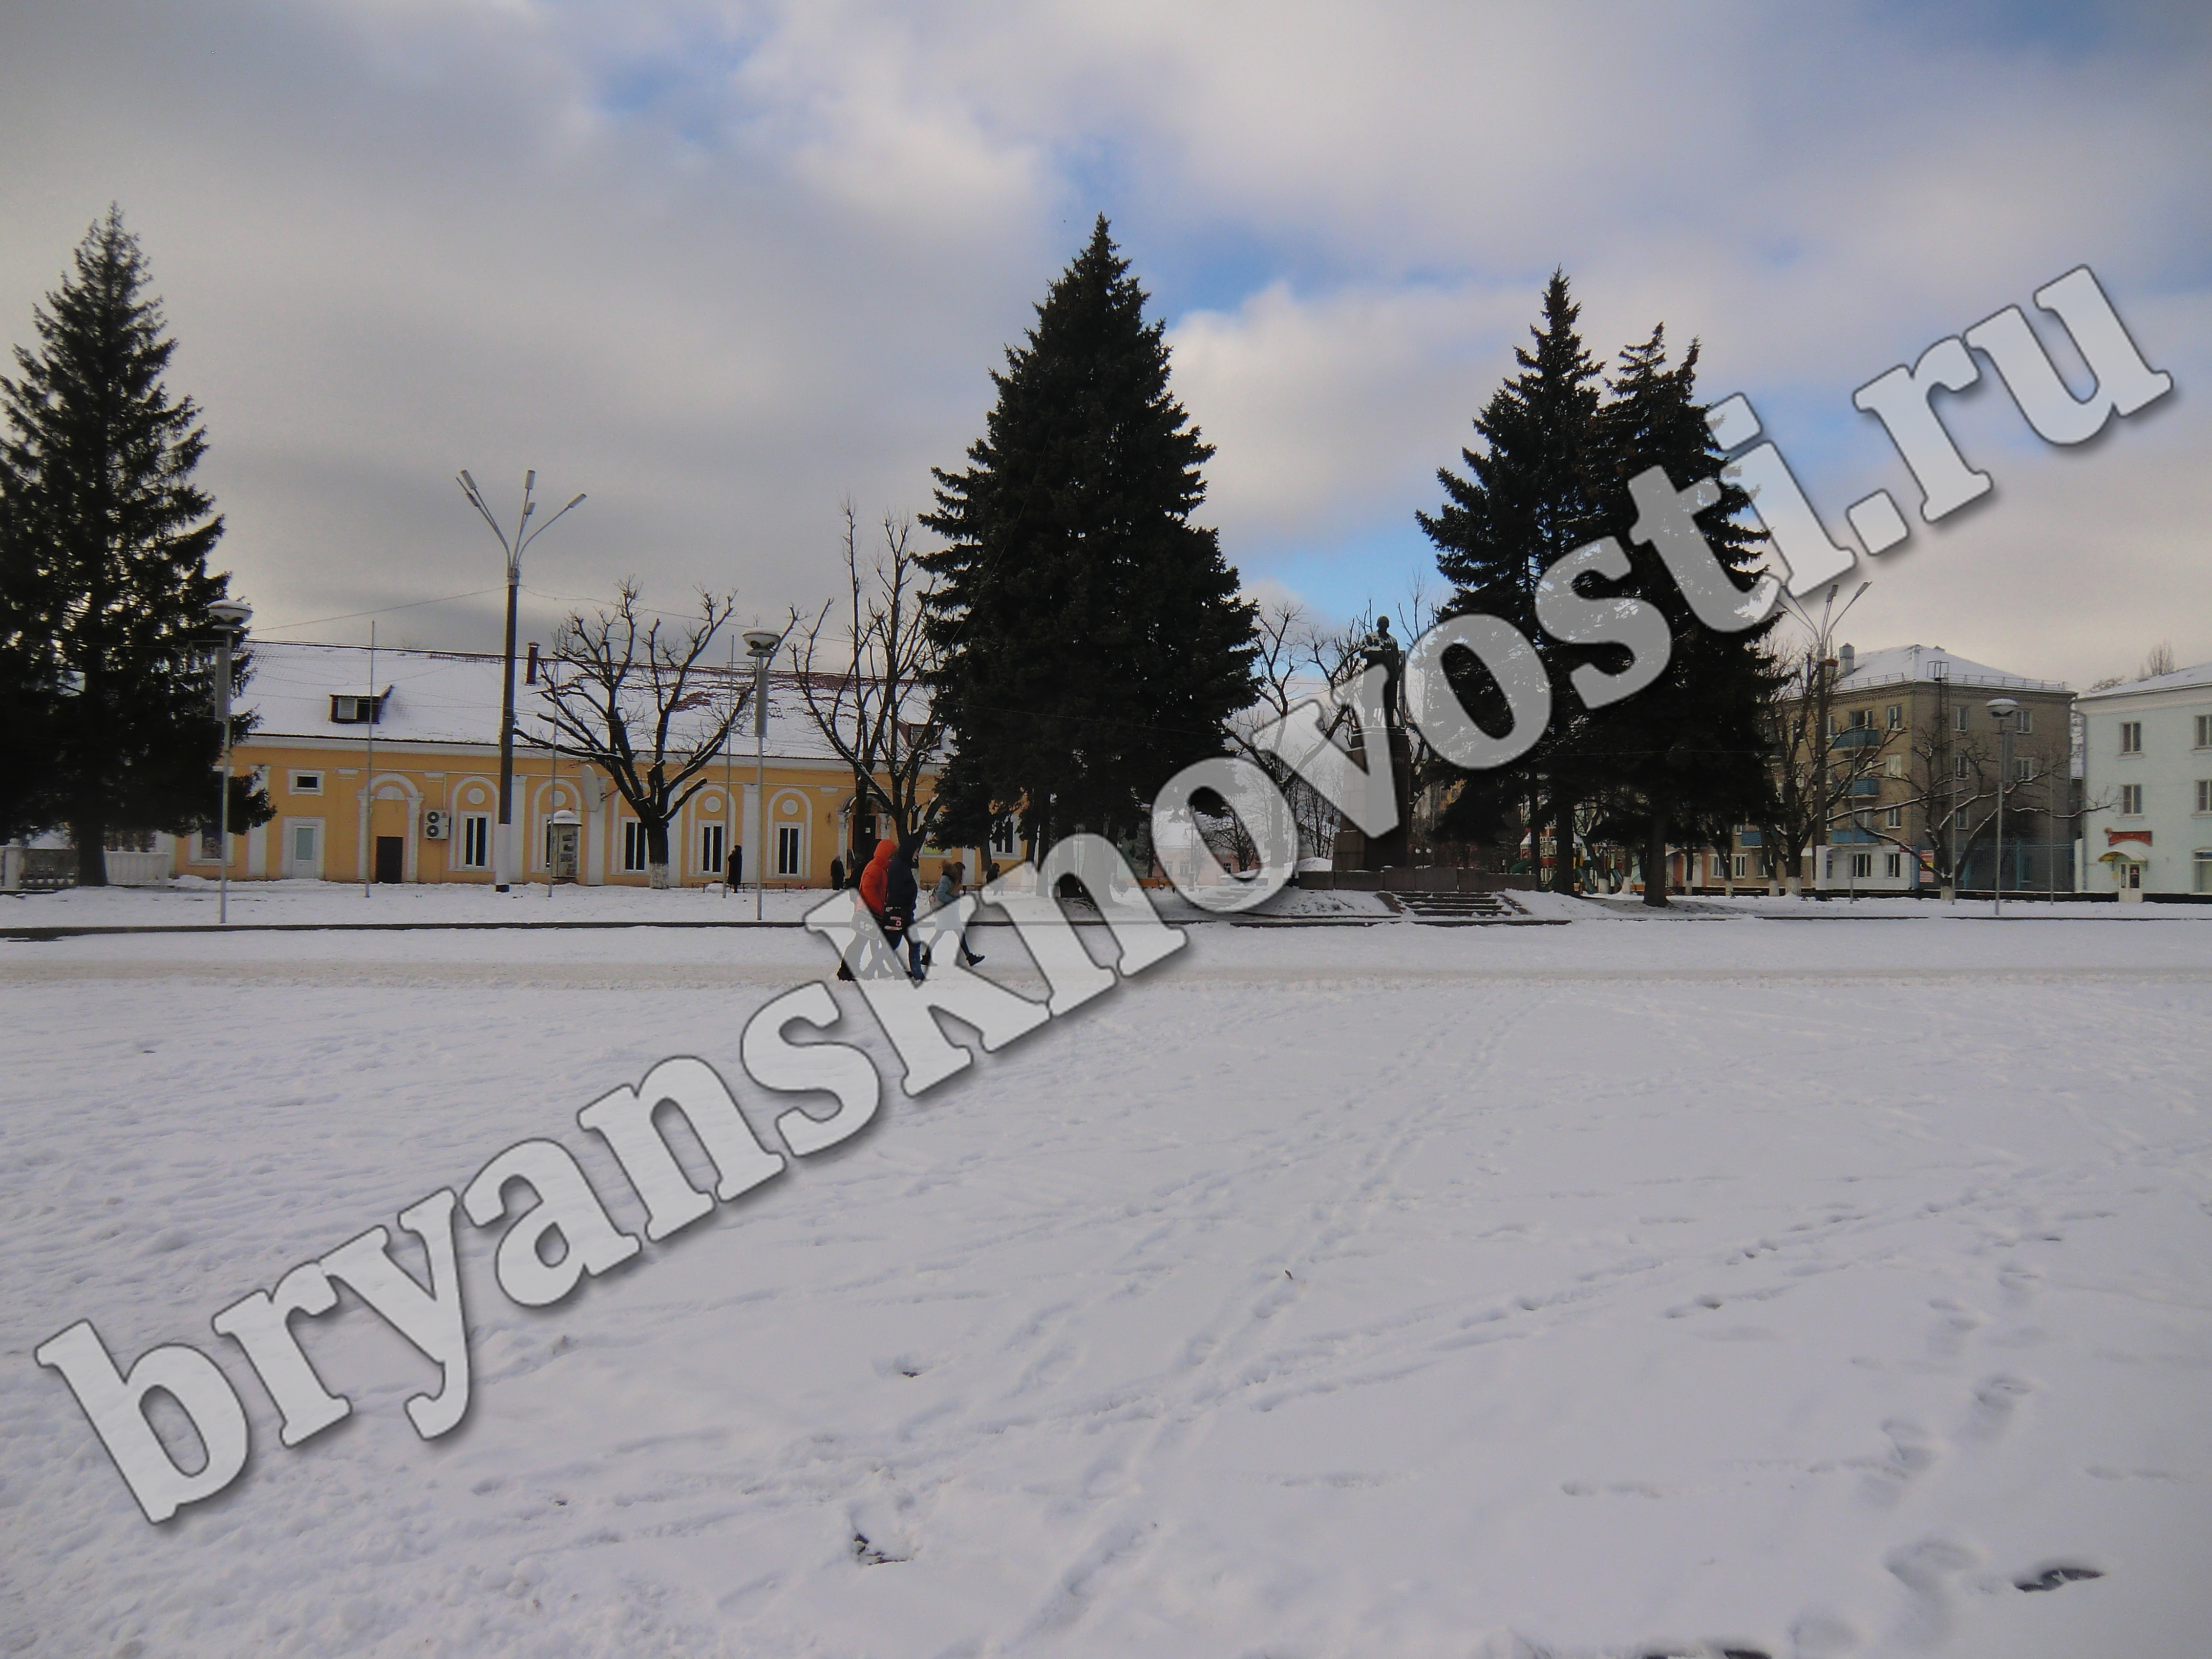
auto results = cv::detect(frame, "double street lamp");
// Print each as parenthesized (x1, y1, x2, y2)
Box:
(208, 599, 253, 925)
(457, 470, 585, 892)
(742, 629, 781, 921)
(1987, 696, 2019, 918)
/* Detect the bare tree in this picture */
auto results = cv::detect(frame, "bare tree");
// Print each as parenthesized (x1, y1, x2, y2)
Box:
(1755, 633, 1900, 893)
(791, 505, 945, 854)
(532, 583, 753, 888)
(2140, 640, 2178, 680)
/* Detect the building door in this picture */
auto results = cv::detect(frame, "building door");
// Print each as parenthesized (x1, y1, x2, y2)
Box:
(283, 820, 324, 880)
(374, 836, 405, 883)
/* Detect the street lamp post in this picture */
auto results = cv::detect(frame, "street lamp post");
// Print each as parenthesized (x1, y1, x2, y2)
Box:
(1987, 697, 2019, 918)
(457, 470, 586, 892)
(743, 630, 780, 921)
(208, 599, 253, 926)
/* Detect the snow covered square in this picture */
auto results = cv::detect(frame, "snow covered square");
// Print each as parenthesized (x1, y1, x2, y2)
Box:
(4, 896, 2208, 1657)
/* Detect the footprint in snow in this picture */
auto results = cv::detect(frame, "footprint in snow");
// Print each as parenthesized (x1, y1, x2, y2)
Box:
(2016, 1563, 2102, 1592)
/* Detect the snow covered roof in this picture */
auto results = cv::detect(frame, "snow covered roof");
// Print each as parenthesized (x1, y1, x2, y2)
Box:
(240, 640, 849, 762)
(2076, 660, 2212, 704)
(1833, 643, 2066, 694)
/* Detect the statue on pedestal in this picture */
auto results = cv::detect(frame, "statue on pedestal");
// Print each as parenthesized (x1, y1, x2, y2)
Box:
(1354, 616, 1416, 871)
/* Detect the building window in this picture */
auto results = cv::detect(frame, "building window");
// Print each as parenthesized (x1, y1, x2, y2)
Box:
(2197, 853, 2212, 895)
(2197, 779, 2212, 815)
(459, 814, 491, 869)
(623, 820, 650, 872)
(1884, 853, 1903, 878)
(2121, 784, 2144, 816)
(1953, 754, 1968, 779)
(2197, 714, 2211, 750)
(2013, 757, 2035, 781)
(289, 771, 323, 795)
(2119, 721, 2143, 754)
(1884, 805, 1903, 828)
(1848, 708, 1873, 730)
(1731, 855, 1748, 878)
(1885, 704, 1902, 729)
(1955, 706, 1970, 732)
(197, 825, 223, 861)
(1850, 852, 1873, 879)
(700, 822, 726, 877)
(2015, 708, 2033, 736)
(329, 693, 384, 725)
(776, 823, 803, 877)
(989, 816, 1019, 858)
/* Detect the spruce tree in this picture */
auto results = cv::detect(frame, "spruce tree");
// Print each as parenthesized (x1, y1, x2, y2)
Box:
(1418, 271, 1605, 888)
(922, 217, 1257, 853)
(1583, 326, 1779, 905)
(0, 207, 265, 881)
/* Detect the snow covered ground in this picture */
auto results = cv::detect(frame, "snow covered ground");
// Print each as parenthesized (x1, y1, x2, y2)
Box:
(3, 903, 2207, 1657)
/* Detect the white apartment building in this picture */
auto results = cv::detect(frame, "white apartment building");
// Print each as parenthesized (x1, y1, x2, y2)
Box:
(2077, 660, 2212, 898)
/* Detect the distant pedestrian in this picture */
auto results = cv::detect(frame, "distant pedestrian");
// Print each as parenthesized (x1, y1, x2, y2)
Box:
(828, 853, 845, 891)
(984, 858, 1001, 887)
(727, 844, 742, 894)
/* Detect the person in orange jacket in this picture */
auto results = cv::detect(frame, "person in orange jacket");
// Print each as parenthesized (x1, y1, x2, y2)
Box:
(837, 838, 899, 980)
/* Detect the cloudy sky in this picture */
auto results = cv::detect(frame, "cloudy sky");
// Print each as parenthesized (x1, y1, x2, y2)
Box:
(2, 1, 2204, 686)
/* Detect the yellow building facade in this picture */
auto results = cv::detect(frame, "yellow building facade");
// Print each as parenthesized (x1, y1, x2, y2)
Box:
(174, 641, 956, 888)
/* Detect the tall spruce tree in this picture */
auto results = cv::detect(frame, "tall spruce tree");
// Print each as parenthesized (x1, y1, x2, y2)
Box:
(921, 217, 1257, 853)
(1583, 326, 1780, 905)
(1417, 271, 1605, 888)
(0, 207, 265, 881)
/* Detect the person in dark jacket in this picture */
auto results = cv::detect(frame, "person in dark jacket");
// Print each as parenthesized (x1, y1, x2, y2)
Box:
(828, 853, 845, 892)
(883, 838, 924, 981)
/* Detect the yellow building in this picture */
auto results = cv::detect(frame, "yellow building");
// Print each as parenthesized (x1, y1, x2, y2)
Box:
(174, 641, 954, 887)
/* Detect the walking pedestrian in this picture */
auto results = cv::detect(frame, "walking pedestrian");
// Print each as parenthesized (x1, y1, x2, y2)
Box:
(836, 836, 898, 981)
(884, 838, 924, 982)
(928, 860, 983, 969)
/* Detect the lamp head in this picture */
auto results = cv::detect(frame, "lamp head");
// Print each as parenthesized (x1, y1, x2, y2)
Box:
(208, 600, 252, 629)
(742, 629, 781, 657)
(1986, 696, 2020, 719)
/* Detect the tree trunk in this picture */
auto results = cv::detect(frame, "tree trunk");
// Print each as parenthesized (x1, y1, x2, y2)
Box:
(71, 814, 108, 886)
(1642, 811, 1670, 908)
(1550, 794, 1575, 892)
(645, 818, 672, 889)
(648, 862, 672, 890)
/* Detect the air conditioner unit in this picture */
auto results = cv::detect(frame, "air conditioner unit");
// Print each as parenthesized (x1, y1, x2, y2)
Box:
(422, 810, 446, 840)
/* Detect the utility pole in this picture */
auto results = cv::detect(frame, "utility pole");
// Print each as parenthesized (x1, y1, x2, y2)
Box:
(457, 470, 585, 892)
(362, 620, 376, 897)
(208, 600, 252, 925)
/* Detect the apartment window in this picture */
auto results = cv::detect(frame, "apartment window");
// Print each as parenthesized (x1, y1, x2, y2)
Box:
(775, 823, 803, 876)
(1826, 713, 1840, 737)
(2119, 721, 2143, 754)
(1884, 805, 1903, 828)
(289, 770, 323, 795)
(2196, 714, 2211, 749)
(2013, 757, 2035, 781)
(989, 816, 1019, 858)
(1849, 852, 1873, 879)
(2121, 784, 2144, 816)
(2197, 780, 2212, 815)
(1955, 706, 1970, 732)
(1953, 754, 1969, 780)
(1848, 708, 1874, 730)
(623, 820, 650, 872)
(329, 693, 385, 725)
(459, 814, 491, 869)
(1885, 704, 1902, 729)
(1731, 855, 1748, 879)
(700, 822, 726, 877)
(197, 824, 224, 861)
(2015, 708, 2033, 736)
(1884, 754, 1906, 778)
(1884, 853, 1903, 878)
